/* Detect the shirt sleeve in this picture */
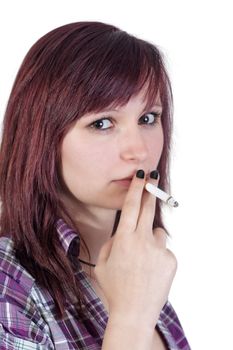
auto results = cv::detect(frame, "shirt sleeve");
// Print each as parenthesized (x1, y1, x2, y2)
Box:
(0, 273, 55, 350)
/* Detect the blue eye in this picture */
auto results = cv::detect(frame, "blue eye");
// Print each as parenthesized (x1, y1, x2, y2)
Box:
(88, 112, 161, 133)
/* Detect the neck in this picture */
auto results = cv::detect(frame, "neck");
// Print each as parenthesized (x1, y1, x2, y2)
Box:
(75, 207, 120, 265)
(59, 191, 121, 265)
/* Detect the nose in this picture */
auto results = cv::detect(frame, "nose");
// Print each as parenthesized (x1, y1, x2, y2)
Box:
(118, 126, 149, 162)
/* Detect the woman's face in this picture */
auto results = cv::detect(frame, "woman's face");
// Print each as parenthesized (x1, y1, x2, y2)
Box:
(60, 89, 164, 211)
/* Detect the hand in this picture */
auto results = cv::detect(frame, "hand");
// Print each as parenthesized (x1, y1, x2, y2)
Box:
(94, 169, 177, 327)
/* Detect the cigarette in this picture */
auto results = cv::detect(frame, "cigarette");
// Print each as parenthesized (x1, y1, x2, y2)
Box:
(145, 183, 179, 208)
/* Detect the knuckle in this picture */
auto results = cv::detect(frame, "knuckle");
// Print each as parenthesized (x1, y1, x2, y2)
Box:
(118, 221, 134, 234)
(166, 249, 178, 271)
(118, 215, 136, 233)
(153, 227, 167, 235)
(123, 197, 135, 210)
(124, 184, 142, 206)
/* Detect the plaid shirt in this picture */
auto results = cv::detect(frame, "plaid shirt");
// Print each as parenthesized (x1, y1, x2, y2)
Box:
(0, 218, 191, 349)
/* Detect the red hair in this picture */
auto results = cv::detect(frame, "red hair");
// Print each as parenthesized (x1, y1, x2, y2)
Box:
(0, 21, 173, 317)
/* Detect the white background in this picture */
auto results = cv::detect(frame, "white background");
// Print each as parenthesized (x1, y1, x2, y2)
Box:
(0, 1, 232, 348)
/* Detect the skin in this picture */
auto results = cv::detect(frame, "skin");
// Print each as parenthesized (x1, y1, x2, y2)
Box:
(97, 170, 176, 350)
(59, 87, 164, 264)
(59, 87, 174, 349)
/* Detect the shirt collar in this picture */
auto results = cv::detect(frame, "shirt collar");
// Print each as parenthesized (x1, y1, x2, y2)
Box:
(55, 218, 80, 256)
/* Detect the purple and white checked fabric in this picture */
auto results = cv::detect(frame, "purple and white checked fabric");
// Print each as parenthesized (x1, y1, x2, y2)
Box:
(0, 218, 191, 349)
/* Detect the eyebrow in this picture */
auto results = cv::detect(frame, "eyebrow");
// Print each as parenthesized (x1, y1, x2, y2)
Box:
(102, 104, 162, 113)
(80, 104, 163, 120)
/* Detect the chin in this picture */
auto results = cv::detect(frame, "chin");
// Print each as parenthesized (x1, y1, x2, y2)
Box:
(107, 201, 125, 211)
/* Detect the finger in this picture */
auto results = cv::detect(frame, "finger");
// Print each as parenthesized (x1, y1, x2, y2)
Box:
(153, 227, 167, 248)
(136, 170, 160, 235)
(116, 169, 146, 234)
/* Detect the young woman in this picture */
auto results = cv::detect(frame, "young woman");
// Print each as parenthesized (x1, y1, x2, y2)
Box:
(0, 21, 191, 349)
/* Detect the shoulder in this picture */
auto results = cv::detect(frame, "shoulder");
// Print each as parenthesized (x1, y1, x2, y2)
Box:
(0, 236, 35, 294)
(0, 236, 54, 348)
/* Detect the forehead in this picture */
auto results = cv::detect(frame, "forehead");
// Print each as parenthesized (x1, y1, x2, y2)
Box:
(103, 86, 162, 112)
(130, 88, 161, 106)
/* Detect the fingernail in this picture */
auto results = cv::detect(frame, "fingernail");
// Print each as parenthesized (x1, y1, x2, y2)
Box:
(136, 169, 145, 179)
(150, 170, 159, 180)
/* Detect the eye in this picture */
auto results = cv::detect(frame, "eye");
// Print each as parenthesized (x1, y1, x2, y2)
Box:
(88, 111, 161, 133)
(139, 112, 161, 126)
(90, 118, 113, 131)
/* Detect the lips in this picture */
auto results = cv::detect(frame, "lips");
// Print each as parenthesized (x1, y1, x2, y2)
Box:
(117, 172, 136, 181)
(117, 172, 149, 181)
(115, 170, 150, 182)
(114, 178, 132, 187)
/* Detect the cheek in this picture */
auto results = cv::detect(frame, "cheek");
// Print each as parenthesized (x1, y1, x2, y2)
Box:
(61, 136, 110, 187)
(149, 128, 164, 160)
(158, 129, 164, 154)
(78, 146, 111, 175)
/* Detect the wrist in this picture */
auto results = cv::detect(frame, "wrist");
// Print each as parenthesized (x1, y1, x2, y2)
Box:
(108, 303, 162, 328)
(104, 315, 154, 350)
(108, 311, 156, 332)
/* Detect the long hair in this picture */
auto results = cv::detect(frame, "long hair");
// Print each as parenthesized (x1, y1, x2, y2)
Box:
(0, 21, 173, 318)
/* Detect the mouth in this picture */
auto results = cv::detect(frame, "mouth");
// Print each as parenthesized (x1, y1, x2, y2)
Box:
(113, 171, 150, 186)
(113, 178, 132, 187)
(119, 177, 133, 181)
